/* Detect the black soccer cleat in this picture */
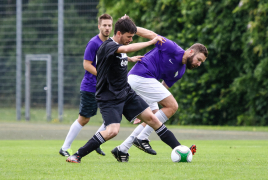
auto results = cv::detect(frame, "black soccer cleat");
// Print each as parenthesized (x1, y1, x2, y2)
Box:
(111, 147, 129, 162)
(66, 154, 81, 163)
(59, 148, 72, 157)
(95, 146, 105, 156)
(189, 144, 197, 155)
(133, 137, 157, 155)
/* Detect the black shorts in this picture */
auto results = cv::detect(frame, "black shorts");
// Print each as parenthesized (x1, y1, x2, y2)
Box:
(79, 91, 98, 118)
(98, 89, 149, 126)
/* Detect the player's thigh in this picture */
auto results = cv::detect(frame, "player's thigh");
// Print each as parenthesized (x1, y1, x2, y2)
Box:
(79, 91, 98, 118)
(158, 94, 178, 109)
(123, 90, 149, 123)
(98, 99, 124, 127)
(128, 75, 170, 110)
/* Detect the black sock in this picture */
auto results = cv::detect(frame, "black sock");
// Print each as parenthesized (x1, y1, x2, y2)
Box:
(76, 132, 105, 157)
(155, 124, 181, 149)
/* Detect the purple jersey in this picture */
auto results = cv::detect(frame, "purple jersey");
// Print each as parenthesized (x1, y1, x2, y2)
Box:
(80, 35, 103, 92)
(128, 36, 186, 88)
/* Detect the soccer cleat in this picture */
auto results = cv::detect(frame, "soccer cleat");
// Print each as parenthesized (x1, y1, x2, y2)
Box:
(59, 148, 73, 157)
(95, 146, 106, 156)
(111, 147, 129, 162)
(133, 137, 157, 155)
(66, 154, 81, 163)
(189, 144, 197, 155)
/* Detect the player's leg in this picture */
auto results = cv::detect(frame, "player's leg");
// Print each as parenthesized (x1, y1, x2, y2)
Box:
(60, 91, 97, 157)
(59, 115, 89, 157)
(94, 123, 106, 156)
(123, 75, 173, 153)
(137, 96, 197, 155)
(117, 123, 146, 154)
(111, 89, 150, 162)
(66, 99, 123, 163)
(118, 108, 158, 155)
(137, 108, 181, 150)
(136, 95, 177, 141)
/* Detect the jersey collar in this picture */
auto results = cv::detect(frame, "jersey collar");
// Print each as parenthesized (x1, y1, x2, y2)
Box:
(110, 37, 119, 44)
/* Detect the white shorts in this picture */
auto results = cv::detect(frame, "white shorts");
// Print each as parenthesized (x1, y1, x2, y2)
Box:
(128, 75, 171, 111)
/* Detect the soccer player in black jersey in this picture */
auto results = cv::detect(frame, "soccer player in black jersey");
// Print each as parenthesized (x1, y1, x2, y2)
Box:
(66, 15, 183, 163)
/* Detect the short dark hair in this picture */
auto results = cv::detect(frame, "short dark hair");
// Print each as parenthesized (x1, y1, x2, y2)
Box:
(114, 15, 137, 35)
(188, 43, 208, 57)
(98, 14, 113, 25)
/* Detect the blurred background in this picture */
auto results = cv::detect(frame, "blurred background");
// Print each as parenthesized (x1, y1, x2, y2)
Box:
(0, 0, 267, 126)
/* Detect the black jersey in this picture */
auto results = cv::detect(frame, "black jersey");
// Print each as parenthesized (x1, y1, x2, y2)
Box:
(95, 38, 131, 101)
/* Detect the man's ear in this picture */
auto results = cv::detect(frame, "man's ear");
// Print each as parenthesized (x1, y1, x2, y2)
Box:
(98, 24, 100, 30)
(116, 31, 122, 36)
(190, 49, 195, 56)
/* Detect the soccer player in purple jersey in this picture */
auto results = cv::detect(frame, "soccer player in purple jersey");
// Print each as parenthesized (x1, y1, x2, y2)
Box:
(59, 14, 113, 157)
(116, 26, 208, 156)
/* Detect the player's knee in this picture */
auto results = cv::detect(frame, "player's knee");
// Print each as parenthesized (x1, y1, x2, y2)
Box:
(171, 102, 179, 115)
(107, 129, 119, 139)
(78, 116, 90, 126)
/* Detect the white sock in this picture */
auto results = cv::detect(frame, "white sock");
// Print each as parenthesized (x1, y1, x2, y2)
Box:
(95, 123, 106, 134)
(62, 119, 83, 150)
(137, 110, 168, 140)
(119, 124, 145, 153)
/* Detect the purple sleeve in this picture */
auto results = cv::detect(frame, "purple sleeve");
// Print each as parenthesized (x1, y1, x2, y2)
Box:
(84, 41, 98, 61)
(155, 36, 180, 54)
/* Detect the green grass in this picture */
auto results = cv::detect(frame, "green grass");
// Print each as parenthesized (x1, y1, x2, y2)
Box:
(1, 108, 267, 132)
(0, 140, 267, 179)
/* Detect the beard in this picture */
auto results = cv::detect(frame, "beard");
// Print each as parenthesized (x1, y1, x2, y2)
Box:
(186, 55, 195, 70)
(120, 37, 130, 45)
(101, 31, 109, 37)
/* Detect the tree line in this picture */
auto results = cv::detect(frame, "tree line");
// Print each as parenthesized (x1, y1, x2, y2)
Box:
(1, 0, 267, 125)
(98, 0, 268, 126)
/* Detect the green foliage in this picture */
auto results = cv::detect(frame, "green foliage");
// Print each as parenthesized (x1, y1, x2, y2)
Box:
(99, 0, 268, 126)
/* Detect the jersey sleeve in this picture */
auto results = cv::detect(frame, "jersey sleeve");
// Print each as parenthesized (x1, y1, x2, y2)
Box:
(155, 36, 181, 55)
(84, 41, 98, 61)
(105, 41, 122, 58)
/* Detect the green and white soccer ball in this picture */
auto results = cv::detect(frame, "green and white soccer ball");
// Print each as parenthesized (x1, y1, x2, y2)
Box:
(171, 145, 193, 163)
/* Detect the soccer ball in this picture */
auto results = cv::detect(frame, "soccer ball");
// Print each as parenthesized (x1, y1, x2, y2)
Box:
(171, 145, 193, 162)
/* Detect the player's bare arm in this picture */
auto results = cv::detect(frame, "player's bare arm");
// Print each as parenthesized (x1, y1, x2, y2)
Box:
(136, 27, 157, 40)
(117, 36, 165, 53)
(162, 80, 170, 89)
(83, 60, 97, 76)
(136, 27, 166, 44)
(127, 56, 144, 62)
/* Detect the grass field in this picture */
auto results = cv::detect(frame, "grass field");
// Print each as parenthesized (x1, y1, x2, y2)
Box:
(1, 140, 267, 179)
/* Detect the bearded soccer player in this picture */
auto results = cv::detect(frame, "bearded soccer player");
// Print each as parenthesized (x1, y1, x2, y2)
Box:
(116, 26, 208, 156)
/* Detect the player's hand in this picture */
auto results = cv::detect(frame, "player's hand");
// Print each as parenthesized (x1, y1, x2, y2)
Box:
(128, 56, 144, 62)
(121, 14, 128, 19)
(133, 118, 141, 124)
(151, 35, 166, 45)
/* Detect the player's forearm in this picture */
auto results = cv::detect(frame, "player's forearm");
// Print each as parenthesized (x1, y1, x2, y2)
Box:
(136, 27, 157, 40)
(83, 60, 97, 76)
(117, 40, 154, 53)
